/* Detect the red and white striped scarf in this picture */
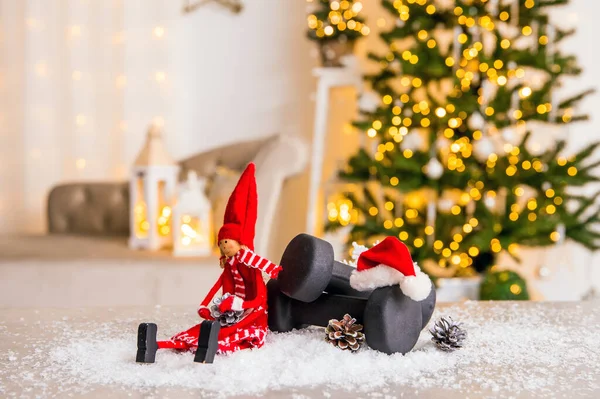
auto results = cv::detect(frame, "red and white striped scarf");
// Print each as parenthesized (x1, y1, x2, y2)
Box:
(227, 256, 246, 299)
(235, 248, 281, 279)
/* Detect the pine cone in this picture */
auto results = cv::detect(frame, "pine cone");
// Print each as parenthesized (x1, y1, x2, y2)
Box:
(429, 316, 466, 352)
(210, 294, 245, 327)
(325, 314, 365, 352)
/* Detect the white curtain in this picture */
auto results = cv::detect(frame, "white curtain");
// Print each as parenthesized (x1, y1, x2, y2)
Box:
(0, 0, 176, 233)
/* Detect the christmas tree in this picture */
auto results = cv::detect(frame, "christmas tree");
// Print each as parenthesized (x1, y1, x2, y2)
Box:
(306, 0, 370, 66)
(327, 0, 600, 277)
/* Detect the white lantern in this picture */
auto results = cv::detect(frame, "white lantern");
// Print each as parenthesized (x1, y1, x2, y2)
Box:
(129, 125, 179, 250)
(173, 171, 213, 257)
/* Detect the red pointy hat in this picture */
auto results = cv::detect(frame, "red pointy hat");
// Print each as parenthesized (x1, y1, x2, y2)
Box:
(349, 236, 432, 301)
(217, 163, 257, 251)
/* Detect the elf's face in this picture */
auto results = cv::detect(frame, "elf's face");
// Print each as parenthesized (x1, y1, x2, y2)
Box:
(219, 239, 241, 257)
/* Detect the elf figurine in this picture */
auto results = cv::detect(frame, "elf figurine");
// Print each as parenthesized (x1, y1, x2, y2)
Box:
(136, 163, 282, 364)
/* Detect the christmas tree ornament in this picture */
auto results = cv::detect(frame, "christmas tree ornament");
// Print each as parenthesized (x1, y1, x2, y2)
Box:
(173, 171, 213, 257)
(549, 94, 558, 123)
(438, 189, 460, 213)
(435, 28, 452, 55)
(426, 202, 437, 245)
(438, 198, 454, 213)
(510, 91, 521, 121)
(137, 163, 283, 363)
(324, 46, 336, 61)
(401, 131, 424, 152)
(488, 0, 499, 16)
(536, 265, 552, 279)
(272, 234, 437, 355)
(479, 80, 494, 111)
(531, 20, 540, 51)
(468, 112, 485, 130)
(358, 91, 380, 113)
(480, 270, 530, 300)
(435, 137, 451, 151)
(390, 59, 402, 73)
(325, 314, 365, 352)
(484, 195, 497, 211)
(429, 316, 467, 352)
(425, 157, 444, 180)
(473, 136, 496, 162)
(511, 0, 520, 26)
(546, 25, 556, 65)
(129, 124, 179, 251)
(502, 127, 518, 144)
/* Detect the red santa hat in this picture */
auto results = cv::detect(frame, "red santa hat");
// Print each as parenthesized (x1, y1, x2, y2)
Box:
(349, 236, 432, 301)
(217, 163, 257, 251)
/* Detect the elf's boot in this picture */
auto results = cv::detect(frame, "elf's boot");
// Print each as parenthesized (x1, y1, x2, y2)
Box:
(136, 322, 158, 363)
(193, 320, 221, 364)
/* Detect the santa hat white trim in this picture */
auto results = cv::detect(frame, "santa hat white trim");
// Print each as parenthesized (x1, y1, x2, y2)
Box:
(350, 263, 431, 302)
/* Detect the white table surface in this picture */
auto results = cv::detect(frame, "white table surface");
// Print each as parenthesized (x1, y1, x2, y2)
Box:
(1, 301, 599, 398)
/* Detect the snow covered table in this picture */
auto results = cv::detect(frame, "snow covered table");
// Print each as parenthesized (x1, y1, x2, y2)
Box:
(1, 301, 599, 398)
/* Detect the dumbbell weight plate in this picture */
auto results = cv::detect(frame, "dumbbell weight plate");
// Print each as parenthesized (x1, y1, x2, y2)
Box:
(363, 285, 423, 355)
(278, 234, 335, 302)
(420, 282, 436, 330)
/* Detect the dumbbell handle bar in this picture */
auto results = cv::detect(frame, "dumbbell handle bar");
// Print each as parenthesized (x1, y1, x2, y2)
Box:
(326, 260, 371, 299)
(294, 292, 366, 326)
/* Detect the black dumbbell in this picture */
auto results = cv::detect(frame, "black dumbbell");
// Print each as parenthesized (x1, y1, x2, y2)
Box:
(277, 233, 373, 302)
(267, 278, 436, 355)
(277, 234, 436, 325)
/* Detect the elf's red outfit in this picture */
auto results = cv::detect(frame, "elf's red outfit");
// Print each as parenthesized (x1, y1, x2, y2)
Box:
(156, 163, 282, 354)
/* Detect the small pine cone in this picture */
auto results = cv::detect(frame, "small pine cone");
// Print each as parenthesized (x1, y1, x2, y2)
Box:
(429, 316, 466, 352)
(325, 314, 365, 352)
(210, 294, 245, 327)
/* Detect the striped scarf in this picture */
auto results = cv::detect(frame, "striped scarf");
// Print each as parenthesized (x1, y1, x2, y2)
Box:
(235, 248, 282, 279)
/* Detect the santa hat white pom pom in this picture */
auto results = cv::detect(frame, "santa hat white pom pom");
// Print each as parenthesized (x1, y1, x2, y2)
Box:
(399, 266, 431, 302)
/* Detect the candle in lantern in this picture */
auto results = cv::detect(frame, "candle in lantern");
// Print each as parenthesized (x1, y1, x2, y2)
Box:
(173, 171, 213, 257)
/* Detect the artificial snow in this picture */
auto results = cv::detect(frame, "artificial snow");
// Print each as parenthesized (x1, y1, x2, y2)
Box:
(1, 302, 600, 398)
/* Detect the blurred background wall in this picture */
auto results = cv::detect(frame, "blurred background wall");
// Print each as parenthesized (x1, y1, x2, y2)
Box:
(1, 0, 599, 297)
(0, 0, 314, 252)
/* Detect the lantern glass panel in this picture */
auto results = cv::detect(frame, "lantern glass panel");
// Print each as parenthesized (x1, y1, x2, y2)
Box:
(179, 214, 209, 247)
(134, 177, 149, 238)
(156, 180, 172, 237)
